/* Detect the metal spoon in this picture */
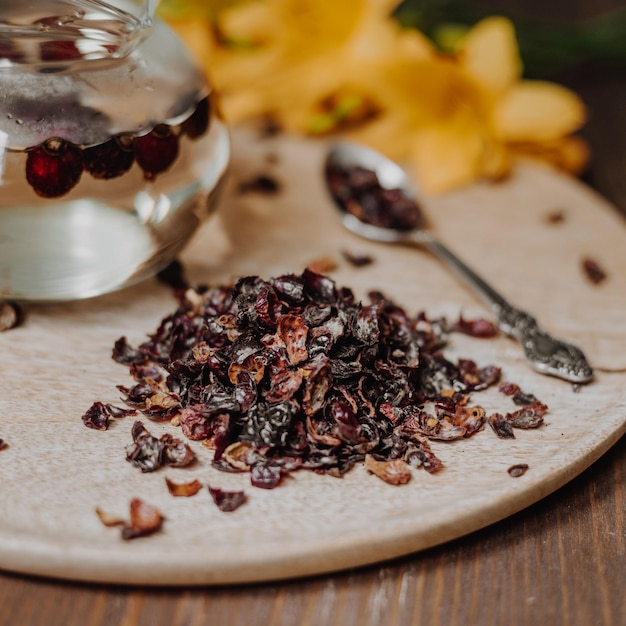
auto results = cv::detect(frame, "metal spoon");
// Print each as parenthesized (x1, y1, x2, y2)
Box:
(325, 141, 594, 384)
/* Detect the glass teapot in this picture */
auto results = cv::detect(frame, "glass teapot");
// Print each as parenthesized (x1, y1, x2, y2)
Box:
(0, 0, 230, 301)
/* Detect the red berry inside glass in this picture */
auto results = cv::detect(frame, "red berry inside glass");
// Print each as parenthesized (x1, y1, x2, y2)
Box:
(182, 97, 210, 139)
(134, 125, 179, 180)
(40, 40, 82, 62)
(83, 134, 135, 180)
(0, 41, 23, 63)
(26, 137, 84, 198)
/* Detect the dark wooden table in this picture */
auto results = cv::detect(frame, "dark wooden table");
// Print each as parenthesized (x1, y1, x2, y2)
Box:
(2, 27, 625, 626)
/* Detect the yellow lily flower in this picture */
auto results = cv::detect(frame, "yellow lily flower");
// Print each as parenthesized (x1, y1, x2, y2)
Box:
(207, 0, 431, 131)
(346, 17, 587, 192)
(166, 0, 433, 127)
(162, 4, 588, 194)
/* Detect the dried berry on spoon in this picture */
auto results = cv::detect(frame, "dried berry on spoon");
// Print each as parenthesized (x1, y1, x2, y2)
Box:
(325, 164, 422, 230)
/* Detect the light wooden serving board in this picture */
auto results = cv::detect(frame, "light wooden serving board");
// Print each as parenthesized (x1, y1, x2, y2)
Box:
(1, 127, 625, 585)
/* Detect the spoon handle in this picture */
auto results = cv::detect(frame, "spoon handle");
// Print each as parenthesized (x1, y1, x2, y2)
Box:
(418, 236, 594, 383)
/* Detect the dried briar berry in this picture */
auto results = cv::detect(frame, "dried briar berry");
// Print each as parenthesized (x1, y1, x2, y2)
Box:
(487, 398, 546, 439)
(498, 382, 538, 406)
(208, 486, 247, 512)
(545, 209, 565, 224)
(306, 257, 338, 275)
(96, 498, 163, 539)
(454, 314, 498, 338)
(125, 420, 195, 472)
(26, 137, 83, 198)
(238, 174, 281, 195)
(488, 413, 515, 439)
(508, 463, 529, 477)
(134, 124, 179, 180)
(95, 507, 125, 528)
(505, 402, 547, 429)
(122, 498, 163, 540)
(582, 256, 607, 285)
(82, 402, 111, 431)
(342, 250, 374, 267)
(365, 455, 411, 485)
(166, 477, 203, 497)
(81, 401, 137, 430)
(258, 116, 282, 138)
(83, 134, 135, 180)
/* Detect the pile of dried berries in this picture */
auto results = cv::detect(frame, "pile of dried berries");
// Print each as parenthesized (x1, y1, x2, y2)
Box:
(25, 96, 210, 198)
(86, 269, 547, 493)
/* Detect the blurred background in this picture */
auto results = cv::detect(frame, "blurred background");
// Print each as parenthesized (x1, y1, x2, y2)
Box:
(160, 0, 626, 213)
(396, 0, 626, 212)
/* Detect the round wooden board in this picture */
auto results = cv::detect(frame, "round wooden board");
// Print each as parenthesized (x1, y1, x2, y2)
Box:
(1, 128, 625, 585)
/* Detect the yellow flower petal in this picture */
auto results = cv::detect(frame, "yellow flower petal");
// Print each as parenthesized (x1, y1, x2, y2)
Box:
(494, 81, 586, 142)
(211, 0, 431, 131)
(343, 112, 417, 163)
(372, 58, 490, 128)
(509, 135, 590, 174)
(458, 17, 522, 95)
(409, 125, 486, 193)
(158, 0, 218, 20)
(481, 143, 512, 181)
(219, 1, 279, 45)
(549, 135, 590, 174)
(395, 28, 437, 59)
(161, 2, 588, 190)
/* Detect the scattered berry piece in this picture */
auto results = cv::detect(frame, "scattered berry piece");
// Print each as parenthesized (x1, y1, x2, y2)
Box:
(342, 250, 374, 267)
(582, 256, 607, 285)
(508, 463, 529, 477)
(134, 125, 179, 180)
(83, 134, 135, 179)
(238, 174, 280, 194)
(26, 137, 83, 198)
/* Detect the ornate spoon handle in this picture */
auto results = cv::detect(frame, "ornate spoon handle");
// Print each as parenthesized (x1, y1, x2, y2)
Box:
(414, 234, 594, 383)
(494, 303, 593, 383)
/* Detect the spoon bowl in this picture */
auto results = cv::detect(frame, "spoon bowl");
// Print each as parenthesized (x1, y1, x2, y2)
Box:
(326, 142, 412, 195)
(325, 142, 427, 238)
(324, 141, 594, 384)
